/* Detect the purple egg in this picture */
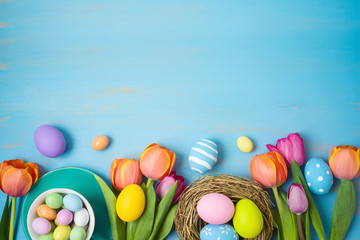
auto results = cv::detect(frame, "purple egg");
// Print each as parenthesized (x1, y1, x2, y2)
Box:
(56, 209, 73, 225)
(34, 125, 66, 158)
(32, 217, 51, 235)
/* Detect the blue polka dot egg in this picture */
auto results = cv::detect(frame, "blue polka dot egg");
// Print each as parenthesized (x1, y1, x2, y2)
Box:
(305, 158, 333, 195)
(200, 224, 239, 240)
(188, 139, 218, 174)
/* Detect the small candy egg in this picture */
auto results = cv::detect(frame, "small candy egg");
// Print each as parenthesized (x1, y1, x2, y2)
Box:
(53, 225, 71, 240)
(74, 208, 90, 227)
(32, 217, 51, 235)
(305, 158, 333, 195)
(38, 232, 54, 240)
(189, 139, 218, 174)
(200, 224, 239, 240)
(54, 219, 60, 226)
(34, 125, 66, 158)
(196, 193, 234, 225)
(46, 193, 63, 209)
(70, 226, 86, 240)
(63, 194, 83, 212)
(92, 135, 109, 151)
(37, 204, 57, 221)
(233, 199, 263, 238)
(237, 136, 254, 153)
(56, 209, 73, 225)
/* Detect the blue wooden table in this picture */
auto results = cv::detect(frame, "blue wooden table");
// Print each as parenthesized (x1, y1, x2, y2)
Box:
(1, 0, 359, 239)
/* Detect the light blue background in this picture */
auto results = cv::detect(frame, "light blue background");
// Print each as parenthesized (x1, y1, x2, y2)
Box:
(1, 0, 360, 239)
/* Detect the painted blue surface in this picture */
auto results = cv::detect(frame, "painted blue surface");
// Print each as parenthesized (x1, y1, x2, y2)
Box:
(1, 0, 360, 239)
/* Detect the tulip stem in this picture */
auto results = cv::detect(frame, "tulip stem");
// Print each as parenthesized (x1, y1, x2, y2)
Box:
(9, 197, 16, 240)
(297, 214, 305, 240)
(146, 178, 153, 191)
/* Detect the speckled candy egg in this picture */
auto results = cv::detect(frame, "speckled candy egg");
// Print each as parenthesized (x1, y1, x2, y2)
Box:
(189, 139, 218, 174)
(56, 209, 73, 225)
(63, 194, 83, 212)
(34, 125, 66, 158)
(32, 217, 51, 235)
(237, 136, 253, 153)
(305, 158, 333, 195)
(200, 224, 239, 240)
(197, 193, 235, 225)
(70, 226, 87, 240)
(53, 225, 71, 240)
(74, 208, 90, 227)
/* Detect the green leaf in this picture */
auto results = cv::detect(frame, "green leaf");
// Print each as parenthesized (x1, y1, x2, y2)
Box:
(156, 203, 178, 240)
(279, 189, 299, 240)
(149, 181, 178, 240)
(329, 180, 356, 240)
(134, 180, 156, 240)
(0, 195, 10, 240)
(94, 174, 126, 240)
(126, 220, 138, 240)
(272, 209, 283, 240)
(291, 160, 325, 240)
(301, 209, 311, 240)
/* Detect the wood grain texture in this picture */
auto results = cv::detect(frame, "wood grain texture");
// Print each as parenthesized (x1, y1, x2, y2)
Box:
(0, 0, 360, 239)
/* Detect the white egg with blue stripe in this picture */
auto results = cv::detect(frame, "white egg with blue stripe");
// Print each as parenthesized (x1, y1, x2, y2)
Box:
(189, 139, 218, 174)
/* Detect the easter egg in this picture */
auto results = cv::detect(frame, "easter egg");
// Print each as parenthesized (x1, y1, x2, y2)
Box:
(233, 199, 263, 238)
(46, 193, 63, 209)
(37, 204, 57, 221)
(189, 139, 218, 174)
(56, 209, 73, 225)
(200, 224, 239, 240)
(305, 158, 333, 195)
(92, 135, 109, 151)
(70, 226, 86, 240)
(38, 233, 54, 240)
(34, 125, 66, 158)
(197, 193, 234, 225)
(116, 184, 145, 222)
(63, 194, 83, 212)
(53, 225, 71, 240)
(74, 208, 90, 227)
(32, 217, 51, 235)
(237, 136, 253, 153)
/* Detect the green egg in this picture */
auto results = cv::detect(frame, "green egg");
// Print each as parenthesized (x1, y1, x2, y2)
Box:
(46, 193, 63, 209)
(233, 199, 263, 238)
(38, 232, 54, 240)
(70, 226, 86, 240)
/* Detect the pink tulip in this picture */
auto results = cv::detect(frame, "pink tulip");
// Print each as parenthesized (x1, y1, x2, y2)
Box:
(156, 171, 187, 203)
(266, 133, 305, 167)
(287, 183, 308, 214)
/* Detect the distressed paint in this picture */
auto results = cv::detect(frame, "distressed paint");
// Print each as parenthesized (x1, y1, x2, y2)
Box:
(0, 0, 360, 239)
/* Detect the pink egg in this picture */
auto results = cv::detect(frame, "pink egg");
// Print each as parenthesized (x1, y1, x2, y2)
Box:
(32, 217, 51, 235)
(196, 193, 235, 225)
(56, 209, 73, 225)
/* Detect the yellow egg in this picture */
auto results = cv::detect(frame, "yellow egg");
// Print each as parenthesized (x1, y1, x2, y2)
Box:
(233, 199, 263, 238)
(237, 136, 253, 153)
(53, 225, 71, 240)
(116, 184, 145, 222)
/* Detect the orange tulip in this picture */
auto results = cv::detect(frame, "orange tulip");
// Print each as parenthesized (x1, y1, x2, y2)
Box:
(0, 159, 39, 197)
(139, 143, 176, 180)
(329, 145, 360, 180)
(250, 151, 288, 188)
(110, 158, 142, 190)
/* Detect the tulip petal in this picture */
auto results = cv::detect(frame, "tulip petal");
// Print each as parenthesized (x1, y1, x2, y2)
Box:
(140, 146, 171, 180)
(1, 168, 33, 197)
(330, 148, 359, 180)
(156, 177, 176, 200)
(121, 159, 142, 189)
(266, 144, 279, 153)
(25, 163, 39, 186)
(269, 151, 288, 186)
(250, 155, 277, 188)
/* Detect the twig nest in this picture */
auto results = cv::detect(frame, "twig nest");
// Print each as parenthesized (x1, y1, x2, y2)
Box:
(174, 174, 273, 240)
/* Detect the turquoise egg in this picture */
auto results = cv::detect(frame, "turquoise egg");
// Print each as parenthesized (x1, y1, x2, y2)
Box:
(304, 158, 333, 195)
(188, 139, 218, 174)
(200, 224, 239, 240)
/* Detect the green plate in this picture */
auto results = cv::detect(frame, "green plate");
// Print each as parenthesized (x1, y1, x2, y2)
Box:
(21, 167, 112, 240)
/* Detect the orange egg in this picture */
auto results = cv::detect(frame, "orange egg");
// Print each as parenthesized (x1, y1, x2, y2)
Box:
(92, 135, 109, 151)
(37, 204, 57, 221)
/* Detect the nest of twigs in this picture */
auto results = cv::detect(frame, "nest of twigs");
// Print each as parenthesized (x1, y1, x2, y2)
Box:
(174, 174, 273, 240)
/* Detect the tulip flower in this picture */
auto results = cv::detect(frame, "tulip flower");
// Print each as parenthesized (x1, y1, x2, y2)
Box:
(250, 151, 288, 188)
(156, 171, 187, 203)
(0, 159, 39, 240)
(139, 143, 176, 181)
(110, 158, 142, 191)
(287, 184, 308, 240)
(266, 133, 305, 167)
(328, 145, 360, 180)
(328, 145, 360, 240)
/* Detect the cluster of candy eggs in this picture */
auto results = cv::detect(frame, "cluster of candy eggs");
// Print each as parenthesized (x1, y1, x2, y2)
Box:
(32, 193, 90, 240)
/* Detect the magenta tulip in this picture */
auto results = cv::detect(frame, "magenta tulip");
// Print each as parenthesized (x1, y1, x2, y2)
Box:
(266, 133, 305, 167)
(156, 171, 187, 203)
(287, 183, 308, 214)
